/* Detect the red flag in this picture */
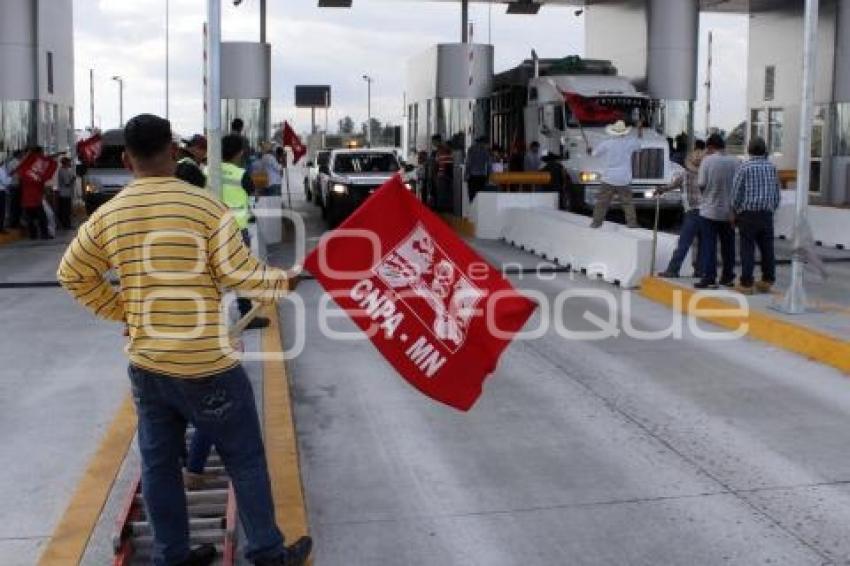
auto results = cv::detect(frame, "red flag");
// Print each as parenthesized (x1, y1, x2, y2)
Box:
(76, 133, 103, 166)
(15, 152, 58, 185)
(565, 92, 622, 124)
(304, 177, 537, 411)
(282, 122, 307, 164)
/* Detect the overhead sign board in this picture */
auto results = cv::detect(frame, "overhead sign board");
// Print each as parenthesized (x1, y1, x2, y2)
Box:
(295, 85, 332, 108)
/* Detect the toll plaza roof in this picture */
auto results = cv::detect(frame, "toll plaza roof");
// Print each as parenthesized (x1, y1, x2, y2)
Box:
(422, 0, 788, 13)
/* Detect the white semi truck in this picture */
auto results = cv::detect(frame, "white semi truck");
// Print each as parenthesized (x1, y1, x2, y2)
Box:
(490, 56, 682, 214)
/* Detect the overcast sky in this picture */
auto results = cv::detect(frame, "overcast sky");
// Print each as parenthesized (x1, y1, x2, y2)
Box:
(72, 0, 747, 137)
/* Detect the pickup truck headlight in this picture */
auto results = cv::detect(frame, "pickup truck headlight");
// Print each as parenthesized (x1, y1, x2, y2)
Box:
(331, 183, 348, 195)
(579, 171, 600, 184)
(84, 181, 100, 194)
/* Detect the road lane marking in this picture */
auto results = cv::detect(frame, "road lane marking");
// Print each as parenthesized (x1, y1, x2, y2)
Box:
(262, 306, 311, 547)
(37, 395, 137, 566)
(641, 276, 850, 374)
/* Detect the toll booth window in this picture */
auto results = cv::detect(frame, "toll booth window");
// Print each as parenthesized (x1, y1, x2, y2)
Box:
(333, 153, 400, 174)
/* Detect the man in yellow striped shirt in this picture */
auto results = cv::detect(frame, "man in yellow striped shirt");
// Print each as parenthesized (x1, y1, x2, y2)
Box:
(57, 114, 311, 566)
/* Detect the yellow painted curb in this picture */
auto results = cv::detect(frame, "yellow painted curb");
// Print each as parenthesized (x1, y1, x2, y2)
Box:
(440, 214, 477, 239)
(38, 395, 137, 566)
(0, 229, 23, 246)
(262, 306, 311, 546)
(640, 276, 850, 374)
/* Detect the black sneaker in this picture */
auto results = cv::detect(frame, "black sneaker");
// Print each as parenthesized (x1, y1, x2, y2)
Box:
(254, 536, 313, 566)
(245, 316, 270, 330)
(719, 278, 735, 288)
(657, 270, 679, 279)
(176, 544, 218, 566)
(285, 536, 313, 565)
(694, 280, 719, 290)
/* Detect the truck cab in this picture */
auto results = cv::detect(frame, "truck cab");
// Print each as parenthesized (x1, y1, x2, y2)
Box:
(493, 57, 683, 214)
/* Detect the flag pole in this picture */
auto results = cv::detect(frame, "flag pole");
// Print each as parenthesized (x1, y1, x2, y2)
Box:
(206, 0, 223, 200)
(284, 163, 292, 210)
(779, 0, 819, 314)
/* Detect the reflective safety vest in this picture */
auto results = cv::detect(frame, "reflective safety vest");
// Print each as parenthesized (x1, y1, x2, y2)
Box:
(221, 162, 250, 229)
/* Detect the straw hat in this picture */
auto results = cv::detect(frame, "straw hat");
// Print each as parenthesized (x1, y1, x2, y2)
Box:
(605, 120, 632, 137)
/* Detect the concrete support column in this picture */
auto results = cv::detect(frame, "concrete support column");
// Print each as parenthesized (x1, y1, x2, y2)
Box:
(647, 0, 699, 101)
(647, 0, 698, 147)
(834, 0, 850, 102)
(830, 0, 850, 205)
(461, 0, 469, 43)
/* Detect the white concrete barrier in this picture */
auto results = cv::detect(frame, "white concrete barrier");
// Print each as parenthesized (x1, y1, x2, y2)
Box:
(500, 209, 687, 288)
(775, 198, 850, 249)
(470, 192, 559, 239)
(470, 192, 688, 288)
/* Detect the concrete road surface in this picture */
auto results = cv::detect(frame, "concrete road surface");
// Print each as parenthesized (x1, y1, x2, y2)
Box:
(279, 200, 850, 566)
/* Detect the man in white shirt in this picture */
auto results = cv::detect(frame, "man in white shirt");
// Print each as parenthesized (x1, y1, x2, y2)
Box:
(590, 120, 642, 228)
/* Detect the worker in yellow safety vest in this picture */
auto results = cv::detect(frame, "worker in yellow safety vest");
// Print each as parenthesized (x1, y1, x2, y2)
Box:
(175, 134, 207, 188)
(220, 134, 269, 330)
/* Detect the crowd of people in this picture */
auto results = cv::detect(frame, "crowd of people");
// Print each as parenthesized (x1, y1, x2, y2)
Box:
(658, 133, 782, 294)
(415, 133, 567, 212)
(0, 148, 78, 240)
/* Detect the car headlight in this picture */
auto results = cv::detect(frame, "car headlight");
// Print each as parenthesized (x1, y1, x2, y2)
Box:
(644, 190, 655, 199)
(84, 181, 99, 194)
(404, 183, 414, 191)
(332, 183, 348, 195)
(579, 171, 600, 184)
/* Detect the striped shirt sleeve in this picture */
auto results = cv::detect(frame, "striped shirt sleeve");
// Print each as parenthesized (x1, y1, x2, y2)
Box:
(57, 220, 126, 322)
(208, 212, 290, 304)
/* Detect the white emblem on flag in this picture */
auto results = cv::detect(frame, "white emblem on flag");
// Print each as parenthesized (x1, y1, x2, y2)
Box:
(375, 224, 484, 352)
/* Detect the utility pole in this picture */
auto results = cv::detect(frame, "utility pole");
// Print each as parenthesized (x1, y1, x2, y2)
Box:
(780, 0, 820, 314)
(166, 0, 170, 120)
(90, 69, 95, 131)
(705, 30, 713, 135)
(363, 75, 373, 145)
(112, 76, 124, 127)
(260, 0, 267, 43)
(206, 0, 222, 199)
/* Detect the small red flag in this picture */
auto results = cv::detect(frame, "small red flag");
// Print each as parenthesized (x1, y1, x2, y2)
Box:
(76, 133, 103, 166)
(15, 152, 58, 185)
(304, 176, 537, 411)
(282, 122, 307, 164)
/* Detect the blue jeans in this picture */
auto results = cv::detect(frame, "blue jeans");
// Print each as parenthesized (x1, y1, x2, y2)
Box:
(186, 429, 214, 474)
(665, 209, 701, 275)
(698, 216, 736, 284)
(737, 210, 776, 287)
(128, 364, 285, 565)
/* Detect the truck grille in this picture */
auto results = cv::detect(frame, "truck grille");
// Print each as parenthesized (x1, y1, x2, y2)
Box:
(632, 148, 665, 180)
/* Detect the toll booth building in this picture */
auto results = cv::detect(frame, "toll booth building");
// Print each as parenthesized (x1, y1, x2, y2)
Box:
(406, 44, 494, 153)
(581, 0, 850, 206)
(0, 0, 75, 160)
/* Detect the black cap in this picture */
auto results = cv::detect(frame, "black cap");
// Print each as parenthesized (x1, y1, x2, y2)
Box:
(125, 114, 173, 160)
(182, 134, 208, 150)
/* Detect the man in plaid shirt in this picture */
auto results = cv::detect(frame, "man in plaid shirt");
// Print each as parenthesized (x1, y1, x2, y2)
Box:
(731, 136, 782, 294)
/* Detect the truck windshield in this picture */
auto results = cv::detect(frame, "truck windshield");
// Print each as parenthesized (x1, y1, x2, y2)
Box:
(334, 153, 399, 174)
(565, 94, 651, 128)
(91, 145, 125, 170)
